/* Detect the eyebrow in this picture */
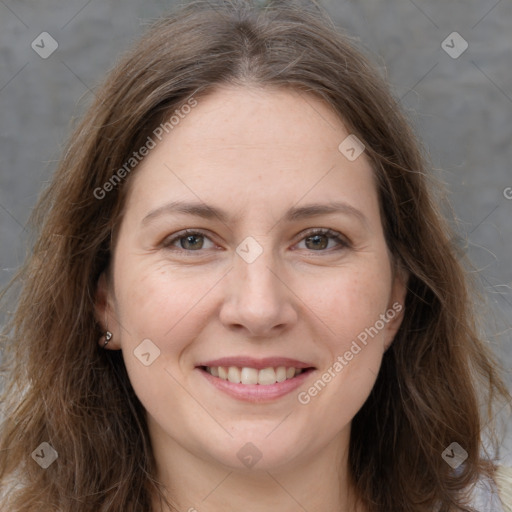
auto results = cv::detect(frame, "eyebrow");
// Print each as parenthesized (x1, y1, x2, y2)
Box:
(141, 200, 369, 227)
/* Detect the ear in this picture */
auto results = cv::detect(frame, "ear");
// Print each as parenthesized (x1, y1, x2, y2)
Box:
(94, 272, 120, 350)
(383, 265, 409, 351)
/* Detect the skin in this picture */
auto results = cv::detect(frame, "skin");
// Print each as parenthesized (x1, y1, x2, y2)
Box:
(95, 84, 407, 512)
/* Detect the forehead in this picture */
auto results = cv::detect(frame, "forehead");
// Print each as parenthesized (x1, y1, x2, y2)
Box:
(124, 85, 378, 222)
(156, 85, 351, 162)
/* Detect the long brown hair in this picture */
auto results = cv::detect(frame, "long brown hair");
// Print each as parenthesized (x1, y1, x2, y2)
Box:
(1, 1, 509, 510)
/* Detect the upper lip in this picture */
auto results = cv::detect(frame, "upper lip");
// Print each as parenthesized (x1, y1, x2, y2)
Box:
(197, 357, 315, 370)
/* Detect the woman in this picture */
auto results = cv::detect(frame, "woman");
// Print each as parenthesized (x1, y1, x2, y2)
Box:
(1, 1, 511, 510)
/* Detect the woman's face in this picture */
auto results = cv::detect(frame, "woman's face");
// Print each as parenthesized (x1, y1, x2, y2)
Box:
(97, 85, 406, 474)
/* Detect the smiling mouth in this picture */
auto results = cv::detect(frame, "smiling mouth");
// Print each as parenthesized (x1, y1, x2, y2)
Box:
(199, 365, 314, 385)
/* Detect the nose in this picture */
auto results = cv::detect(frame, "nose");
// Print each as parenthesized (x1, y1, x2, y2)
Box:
(219, 244, 298, 338)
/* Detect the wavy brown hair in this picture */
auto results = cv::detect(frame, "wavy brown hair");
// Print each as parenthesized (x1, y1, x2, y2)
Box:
(0, 1, 510, 511)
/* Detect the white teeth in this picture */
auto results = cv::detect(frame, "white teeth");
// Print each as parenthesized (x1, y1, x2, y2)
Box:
(240, 367, 259, 385)
(227, 366, 241, 383)
(258, 367, 277, 385)
(205, 365, 305, 385)
(276, 366, 287, 382)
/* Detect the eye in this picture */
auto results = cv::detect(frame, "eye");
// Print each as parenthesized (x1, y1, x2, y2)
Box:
(161, 228, 350, 254)
(162, 229, 216, 251)
(295, 228, 350, 252)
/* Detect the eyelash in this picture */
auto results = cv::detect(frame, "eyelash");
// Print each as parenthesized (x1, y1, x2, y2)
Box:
(161, 228, 351, 255)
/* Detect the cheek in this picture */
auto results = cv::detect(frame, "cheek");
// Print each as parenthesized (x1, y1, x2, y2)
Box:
(311, 262, 393, 347)
(113, 265, 209, 424)
(115, 260, 212, 341)
(112, 261, 223, 403)
(295, 264, 394, 422)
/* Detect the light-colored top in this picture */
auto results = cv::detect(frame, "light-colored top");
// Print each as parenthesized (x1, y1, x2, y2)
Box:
(495, 466, 512, 511)
(468, 466, 512, 511)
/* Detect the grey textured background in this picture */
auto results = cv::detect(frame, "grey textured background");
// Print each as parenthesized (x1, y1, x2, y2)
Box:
(1, 0, 511, 462)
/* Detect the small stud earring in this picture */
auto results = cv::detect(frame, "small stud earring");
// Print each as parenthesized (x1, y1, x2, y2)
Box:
(102, 331, 113, 348)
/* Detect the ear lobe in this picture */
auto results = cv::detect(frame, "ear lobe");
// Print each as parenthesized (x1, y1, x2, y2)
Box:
(94, 272, 119, 349)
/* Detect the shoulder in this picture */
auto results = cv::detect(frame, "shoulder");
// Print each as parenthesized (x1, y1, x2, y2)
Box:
(467, 466, 512, 512)
(495, 466, 512, 512)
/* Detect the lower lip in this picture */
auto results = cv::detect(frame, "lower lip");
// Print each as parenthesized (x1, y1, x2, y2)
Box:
(197, 368, 314, 403)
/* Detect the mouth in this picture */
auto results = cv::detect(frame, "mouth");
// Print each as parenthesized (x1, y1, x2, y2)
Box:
(195, 357, 316, 402)
(200, 365, 308, 385)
